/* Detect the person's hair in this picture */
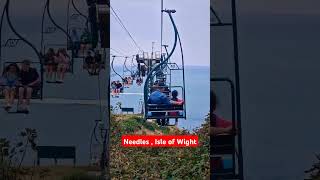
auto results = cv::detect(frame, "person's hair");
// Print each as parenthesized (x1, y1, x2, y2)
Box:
(172, 90, 178, 100)
(3, 63, 19, 76)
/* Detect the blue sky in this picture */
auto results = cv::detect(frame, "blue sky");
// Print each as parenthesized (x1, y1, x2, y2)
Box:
(110, 0, 210, 66)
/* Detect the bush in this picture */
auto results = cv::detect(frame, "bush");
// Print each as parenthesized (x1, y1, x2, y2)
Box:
(110, 115, 210, 179)
(306, 154, 320, 179)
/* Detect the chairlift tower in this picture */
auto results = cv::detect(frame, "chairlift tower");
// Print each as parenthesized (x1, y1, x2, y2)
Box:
(211, 0, 244, 179)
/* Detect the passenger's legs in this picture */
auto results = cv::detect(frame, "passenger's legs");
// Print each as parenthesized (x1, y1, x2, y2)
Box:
(4, 87, 10, 107)
(25, 87, 33, 106)
(9, 88, 15, 106)
(18, 87, 25, 110)
(61, 65, 67, 81)
(56, 65, 62, 81)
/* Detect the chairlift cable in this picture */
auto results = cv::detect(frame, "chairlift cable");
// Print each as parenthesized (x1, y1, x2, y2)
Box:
(110, 5, 143, 52)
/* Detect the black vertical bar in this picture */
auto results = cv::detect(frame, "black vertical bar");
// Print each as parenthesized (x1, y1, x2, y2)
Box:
(99, 1, 110, 179)
(160, 0, 163, 56)
(98, 3, 110, 48)
(231, 0, 244, 179)
(0, 3, 6, 72)
(67, 0, 71, 49)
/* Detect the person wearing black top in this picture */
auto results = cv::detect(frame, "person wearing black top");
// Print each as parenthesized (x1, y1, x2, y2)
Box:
(115, 80, 123, 95)
(85, 51, 96, 75)
(18, 60, 40, 112)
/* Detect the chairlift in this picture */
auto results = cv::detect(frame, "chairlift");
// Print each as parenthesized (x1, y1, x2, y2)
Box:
(144, 9, 186, 126)
(0, 0, 43, 114)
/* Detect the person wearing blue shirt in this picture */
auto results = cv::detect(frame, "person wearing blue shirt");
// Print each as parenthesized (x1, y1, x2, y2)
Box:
(148, 87, 170, 105)
(147, 84, 171, 126)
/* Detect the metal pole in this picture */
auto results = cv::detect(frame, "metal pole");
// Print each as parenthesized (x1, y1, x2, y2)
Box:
(160, 0, 163, 57)
(0, 2, 7, 73)
(231, 0, 244, 179)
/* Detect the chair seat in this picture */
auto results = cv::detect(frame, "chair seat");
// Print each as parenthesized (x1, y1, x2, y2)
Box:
(147, 104, 184, 111)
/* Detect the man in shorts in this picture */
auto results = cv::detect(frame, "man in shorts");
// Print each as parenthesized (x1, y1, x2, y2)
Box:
(18, 60, 40, 112)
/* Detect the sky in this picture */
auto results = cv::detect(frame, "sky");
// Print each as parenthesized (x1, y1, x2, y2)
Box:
(110, 0, 210, 66)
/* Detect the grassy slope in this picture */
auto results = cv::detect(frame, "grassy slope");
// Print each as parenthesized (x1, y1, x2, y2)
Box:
(110, 115, 210, 179)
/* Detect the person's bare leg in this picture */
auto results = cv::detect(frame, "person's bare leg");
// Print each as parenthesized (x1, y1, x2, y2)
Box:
(25, 87, 33, 106)
(57, 66, 62, 81)
(48, 66, 53, 81)
(90, 64, 95, 74)
(4, 88, 10, 106)
(18, 87, 25, 110)
(9, 89, 15, 106)
(61, 66, 67, 81)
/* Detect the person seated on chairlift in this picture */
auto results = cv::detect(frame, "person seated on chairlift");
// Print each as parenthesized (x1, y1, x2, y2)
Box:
(148, 82, 178, 126)
(171, 90, 184, 105)
(80, 29, 92, 53)
(210, 91, 234, 136)
(44, 48, 57, 83)
(210, 91, 236, 175)
(84, 50, 96, 75)
(1, 63, 20, 110)
(148, 82, 173, 105)
(70, 28, 81, 56)
(127, 76, 132, 85)
(136, 76, 143, 86)
(111, 81, 117, 97)
(167, 90, 184, 123)
(18, 60, 40, 112)
(123, 77, 128, 88)
(55, 48, 70, 83)
(131, 73, 136, 80)
(115, 80, 123, 95)
(94, 50, 103, 70)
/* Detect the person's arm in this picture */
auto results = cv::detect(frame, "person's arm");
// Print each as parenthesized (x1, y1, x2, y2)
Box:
(170, 99, 184, 105)
(28, 71, 40, 86)
(54, 56, 59, 63)
(164, 96, 171, 105)
(210, 126, 232, 136)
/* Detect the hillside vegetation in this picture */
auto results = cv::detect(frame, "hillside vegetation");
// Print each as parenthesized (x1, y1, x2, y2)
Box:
(110, 114, 210, 179)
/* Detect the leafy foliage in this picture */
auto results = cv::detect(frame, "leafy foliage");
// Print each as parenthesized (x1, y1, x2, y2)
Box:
(110, 115, 210, 179)
(306, 154, 320, 179)
(0, 128, 40, 180)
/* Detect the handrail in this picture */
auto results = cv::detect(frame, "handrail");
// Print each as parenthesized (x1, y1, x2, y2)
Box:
(71, 0, 89, 29)
(111, 55, 124, 81)
(41, 0, 74, 55)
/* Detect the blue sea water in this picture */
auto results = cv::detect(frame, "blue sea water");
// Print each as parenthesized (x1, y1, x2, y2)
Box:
(110, 66, 210, 130)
